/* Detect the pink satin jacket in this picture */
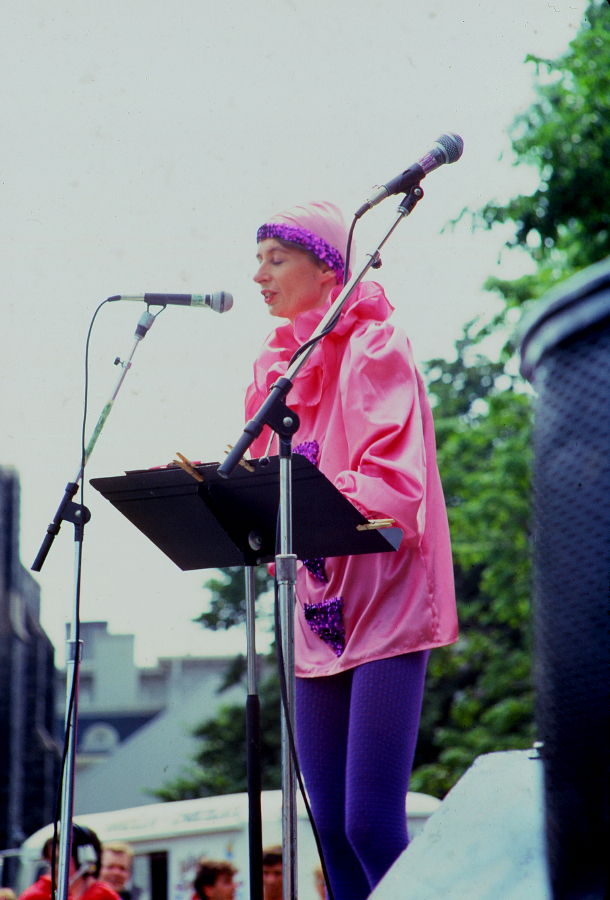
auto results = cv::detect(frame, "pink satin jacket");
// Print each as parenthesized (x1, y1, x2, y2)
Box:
(245, 281, 458, 677)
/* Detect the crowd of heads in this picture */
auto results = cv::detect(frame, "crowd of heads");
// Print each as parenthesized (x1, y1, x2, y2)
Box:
(192, 844, 287, 900)
(10, 827, 331, 900)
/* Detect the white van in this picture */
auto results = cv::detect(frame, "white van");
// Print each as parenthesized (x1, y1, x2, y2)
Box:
(15, 790, 440, 900)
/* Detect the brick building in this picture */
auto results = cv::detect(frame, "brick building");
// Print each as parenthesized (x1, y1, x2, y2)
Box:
(0, 466, 60, 877)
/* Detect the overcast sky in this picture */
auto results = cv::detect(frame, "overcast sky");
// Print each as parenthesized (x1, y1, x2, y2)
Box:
(2, 0, 586, 665)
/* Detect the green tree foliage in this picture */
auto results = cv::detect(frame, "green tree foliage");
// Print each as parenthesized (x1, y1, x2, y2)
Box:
(411, 336, 534, 794)
(195, 566, 273, 632)
(412, 1, 610, 792)
(411, 0, 610, 793)
(478, 0, 609, 314)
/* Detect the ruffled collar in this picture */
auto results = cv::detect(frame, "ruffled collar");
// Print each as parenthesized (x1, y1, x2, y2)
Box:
(248, 281, 394, 409)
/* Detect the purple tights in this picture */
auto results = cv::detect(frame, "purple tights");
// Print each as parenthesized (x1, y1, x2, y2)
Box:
(296, 651, 429, 900)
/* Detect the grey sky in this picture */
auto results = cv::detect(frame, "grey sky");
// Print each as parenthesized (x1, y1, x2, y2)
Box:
(2, 0, 585, 663)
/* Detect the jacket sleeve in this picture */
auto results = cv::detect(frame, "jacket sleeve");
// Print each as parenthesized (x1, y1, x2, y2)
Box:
(333, 321, 428, 546)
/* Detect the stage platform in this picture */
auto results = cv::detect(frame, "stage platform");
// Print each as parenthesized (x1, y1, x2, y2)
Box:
(371, 750, 550, 899)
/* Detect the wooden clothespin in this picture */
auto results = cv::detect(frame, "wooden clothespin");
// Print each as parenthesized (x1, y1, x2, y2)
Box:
(226, 444, 255, 472)
(356, 518, 395, 531)
(173, 452, 204, 482)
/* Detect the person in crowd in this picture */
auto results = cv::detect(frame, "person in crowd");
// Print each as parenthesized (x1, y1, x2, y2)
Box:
(100, 843, 138, 900)
(246, 201, 458, 899)
(192, 860, 237, 900)
(261, 846, 282, 900)
(19, 825, 120, 900)
(0, 889, 17, 900)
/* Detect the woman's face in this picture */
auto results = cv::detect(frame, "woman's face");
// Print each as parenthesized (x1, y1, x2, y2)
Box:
(254, 238, 336, 322)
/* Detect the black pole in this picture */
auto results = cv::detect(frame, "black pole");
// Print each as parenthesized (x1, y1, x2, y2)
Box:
(246, 692, 263, 900)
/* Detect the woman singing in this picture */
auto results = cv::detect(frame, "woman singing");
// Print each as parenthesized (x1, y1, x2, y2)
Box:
(246, 200, 458, 899)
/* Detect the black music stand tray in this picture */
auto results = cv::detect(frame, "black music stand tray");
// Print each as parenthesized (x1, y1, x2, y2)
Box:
(90, 454, 401, 898)
(90, 454, 402, 569)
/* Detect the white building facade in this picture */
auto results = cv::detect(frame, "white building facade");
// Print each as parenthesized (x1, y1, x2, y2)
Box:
(55, 621, 250, 814)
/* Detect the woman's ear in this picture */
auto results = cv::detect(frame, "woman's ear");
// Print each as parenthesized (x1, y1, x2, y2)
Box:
(319, 263, 338, 286)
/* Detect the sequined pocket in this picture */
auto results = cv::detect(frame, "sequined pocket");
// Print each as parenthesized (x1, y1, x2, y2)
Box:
(304, 597, 345, 657)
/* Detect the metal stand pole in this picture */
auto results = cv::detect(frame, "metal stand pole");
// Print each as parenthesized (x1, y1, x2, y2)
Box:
(245, 566, 263, 900)
(56, 512, 88, 900)
(31, 306, 160, 900)
(276, 437, 298, 900)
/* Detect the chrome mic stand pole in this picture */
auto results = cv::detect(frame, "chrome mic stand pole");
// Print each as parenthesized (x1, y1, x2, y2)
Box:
(276, 431, 299, 900)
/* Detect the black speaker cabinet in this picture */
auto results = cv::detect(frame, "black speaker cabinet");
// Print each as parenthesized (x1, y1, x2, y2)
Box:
(520, 258, 610, 900)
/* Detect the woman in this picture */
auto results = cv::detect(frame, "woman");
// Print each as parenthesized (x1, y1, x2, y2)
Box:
(246, 201, 458, 899)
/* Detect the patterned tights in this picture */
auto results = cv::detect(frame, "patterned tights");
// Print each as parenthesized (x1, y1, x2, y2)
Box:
(296, 651, 429, 900)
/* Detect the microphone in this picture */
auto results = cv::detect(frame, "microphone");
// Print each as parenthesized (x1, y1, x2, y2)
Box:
(355, 133, 464, 217)
(108, 291, 233, 313)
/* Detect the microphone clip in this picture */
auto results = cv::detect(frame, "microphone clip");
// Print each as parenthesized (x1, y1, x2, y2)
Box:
(370, 250, 383, 270)
(397, 184, 424, 217)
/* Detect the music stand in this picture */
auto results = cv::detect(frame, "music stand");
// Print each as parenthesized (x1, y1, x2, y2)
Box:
(90, 455, 401, 898)
(90, 454, 401, 568)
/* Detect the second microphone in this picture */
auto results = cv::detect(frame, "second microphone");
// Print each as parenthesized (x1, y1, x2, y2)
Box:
(108, 292, 233, 313)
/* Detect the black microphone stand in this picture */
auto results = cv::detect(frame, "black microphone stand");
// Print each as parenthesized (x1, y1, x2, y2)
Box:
(31, 307, 160, 900)
(219, 186, 424, 900)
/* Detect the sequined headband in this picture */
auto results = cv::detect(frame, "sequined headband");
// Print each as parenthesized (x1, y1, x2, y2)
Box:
(257, 223, 344, 282)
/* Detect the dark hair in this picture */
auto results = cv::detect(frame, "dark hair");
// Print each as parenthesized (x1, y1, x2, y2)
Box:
(42, 838, 55, 863)
(193, 860, 237, 895)
(42, 825, 102, 878)
(72, 825, 102, 877)
(262, 845, 282, 867)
